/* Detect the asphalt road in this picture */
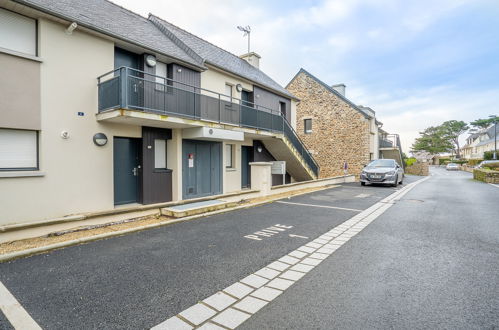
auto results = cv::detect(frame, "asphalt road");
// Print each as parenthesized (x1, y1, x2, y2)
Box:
(1, 169, 498, 329)
(240, 167, 499, 329)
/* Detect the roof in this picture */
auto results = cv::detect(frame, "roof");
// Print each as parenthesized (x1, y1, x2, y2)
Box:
(287, 68, 372, 119)
(13, 0, 205, 69)
(149, 14, 296, 99)
(476, 135, 499, 147)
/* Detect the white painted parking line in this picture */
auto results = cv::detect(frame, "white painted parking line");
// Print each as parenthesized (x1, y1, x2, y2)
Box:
(150, 177, 429, 330)
(0, 281, 42, 330)
(275, 201, 362, 212)
(489, 183, 499, 189)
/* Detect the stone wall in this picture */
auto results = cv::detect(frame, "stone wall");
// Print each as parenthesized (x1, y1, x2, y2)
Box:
(473, 169, 499, 183)
(405, 161, 429, 176)
(286, 71, 370, 179)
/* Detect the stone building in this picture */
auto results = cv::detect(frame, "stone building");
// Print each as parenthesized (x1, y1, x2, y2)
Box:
(286, 68, 381, 178)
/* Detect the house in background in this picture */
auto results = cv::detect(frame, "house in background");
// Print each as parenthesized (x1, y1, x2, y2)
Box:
(462, 124, 498, 159)
(0, 0, 318, 226)
(286, 68, 401, 178)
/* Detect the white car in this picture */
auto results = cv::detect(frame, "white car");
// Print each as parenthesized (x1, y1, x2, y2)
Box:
(446, 163, 459, 171)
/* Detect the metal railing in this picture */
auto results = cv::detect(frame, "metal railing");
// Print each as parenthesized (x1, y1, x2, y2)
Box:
(379, 134, 402, 150)
(97, 67, 319, 176)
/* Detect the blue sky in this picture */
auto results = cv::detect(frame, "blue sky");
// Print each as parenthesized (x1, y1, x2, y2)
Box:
(114, 0, 499, 151)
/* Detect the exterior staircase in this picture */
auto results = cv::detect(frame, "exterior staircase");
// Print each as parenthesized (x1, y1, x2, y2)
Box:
(379, 134, 404, 168)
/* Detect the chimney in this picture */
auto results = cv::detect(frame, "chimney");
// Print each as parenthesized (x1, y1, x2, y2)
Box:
(240, 52, 261, 69)
(332, 83, 346, 97)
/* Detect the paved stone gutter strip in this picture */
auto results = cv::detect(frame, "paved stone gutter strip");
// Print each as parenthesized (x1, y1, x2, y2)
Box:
(150, 177, 430, 330)
(0, 185, 337, 263)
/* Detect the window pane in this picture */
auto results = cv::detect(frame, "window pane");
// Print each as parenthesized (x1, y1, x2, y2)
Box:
(156, 62, 167, 83)
(154, 139, 166, 168)
(225, 84, 232, 98)
(0, 9, 36, 55)
(304, 119, 312, 133)
(0, 129, 37, 169)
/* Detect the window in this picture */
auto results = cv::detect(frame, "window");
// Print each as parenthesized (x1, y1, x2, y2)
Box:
(225, 84, 233, 101)
(0, 8, 37, 56)
(154, 139, 166, 169)
(0, 129, 38, 170)
(155, 62, 167, 91)
(304, 119, 312, 134)
(226, 144, 234, 168)
(279, 102, 286, 117)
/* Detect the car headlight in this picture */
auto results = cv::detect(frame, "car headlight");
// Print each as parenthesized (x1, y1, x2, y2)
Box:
(386, 171, 396, 176)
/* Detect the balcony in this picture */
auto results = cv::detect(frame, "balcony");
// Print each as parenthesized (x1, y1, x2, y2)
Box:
(379, 134, 402, 150)
(97, 67, 319, 177)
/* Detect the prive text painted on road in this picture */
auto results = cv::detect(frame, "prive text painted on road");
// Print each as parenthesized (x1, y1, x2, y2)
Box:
(244, 224, 293, 241)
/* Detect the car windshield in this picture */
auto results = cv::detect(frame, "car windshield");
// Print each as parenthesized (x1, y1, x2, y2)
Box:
(367, 160, 395, 168)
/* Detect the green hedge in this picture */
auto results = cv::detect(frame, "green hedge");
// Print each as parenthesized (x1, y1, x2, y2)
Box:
(467, 159, 483, 166)
(438, 158, 451, 165)
(484, 151, 497, 160)
(405, 158, 417, 167)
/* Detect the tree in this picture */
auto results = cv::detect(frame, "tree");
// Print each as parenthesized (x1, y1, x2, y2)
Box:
(411, 126, 453, 154)
(440, 120, 469, 159)
(470, 118, 494, 129)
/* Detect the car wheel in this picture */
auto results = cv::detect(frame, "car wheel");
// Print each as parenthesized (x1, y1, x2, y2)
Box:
(361, 182, 366, 186)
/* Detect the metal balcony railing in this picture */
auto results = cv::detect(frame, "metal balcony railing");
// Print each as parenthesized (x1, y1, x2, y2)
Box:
(97, 67, 319, 177)
(379, 134, 402, 150)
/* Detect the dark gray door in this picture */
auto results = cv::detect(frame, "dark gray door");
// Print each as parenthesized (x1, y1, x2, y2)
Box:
(182, 140, 222, 199)
(114, 137, 140, 205)
(141, 127, 172, 204)
(241, 146, 253, 189)
(114, 47, 140, 108)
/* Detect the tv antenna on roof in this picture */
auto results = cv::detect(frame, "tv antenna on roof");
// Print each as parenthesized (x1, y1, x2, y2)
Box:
(237, 25, 251, 53)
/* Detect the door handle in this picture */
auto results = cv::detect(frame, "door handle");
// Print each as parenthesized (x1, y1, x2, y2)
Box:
(133, 84, 137, 93)
(132, 167, 138, 176)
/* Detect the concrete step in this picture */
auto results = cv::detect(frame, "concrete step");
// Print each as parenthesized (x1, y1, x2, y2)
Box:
(161, 199, 239, 218)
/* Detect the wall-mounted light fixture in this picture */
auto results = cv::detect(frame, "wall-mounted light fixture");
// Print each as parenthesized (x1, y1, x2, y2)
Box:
(93, 133, 108, 146)
(61, 131, 69, 139)
(257, 146, 262, 153)
(235, 84, 243, 92)
(65, 22, 77, 35)
(177, 68, 182, 73)
(145, 55, 157, 67)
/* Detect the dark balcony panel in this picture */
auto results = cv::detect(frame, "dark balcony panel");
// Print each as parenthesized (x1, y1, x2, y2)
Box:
(220, 100, 240, 126)
(199, 94, 220, 122)
(257, 110, 273, 131)
(241, 105, 257, 129)
(98, 76, 120, 111)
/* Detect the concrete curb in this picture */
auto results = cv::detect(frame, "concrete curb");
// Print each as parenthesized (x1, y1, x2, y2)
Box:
(0, 185, 337, 263)
(0, 189, 259, 233)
